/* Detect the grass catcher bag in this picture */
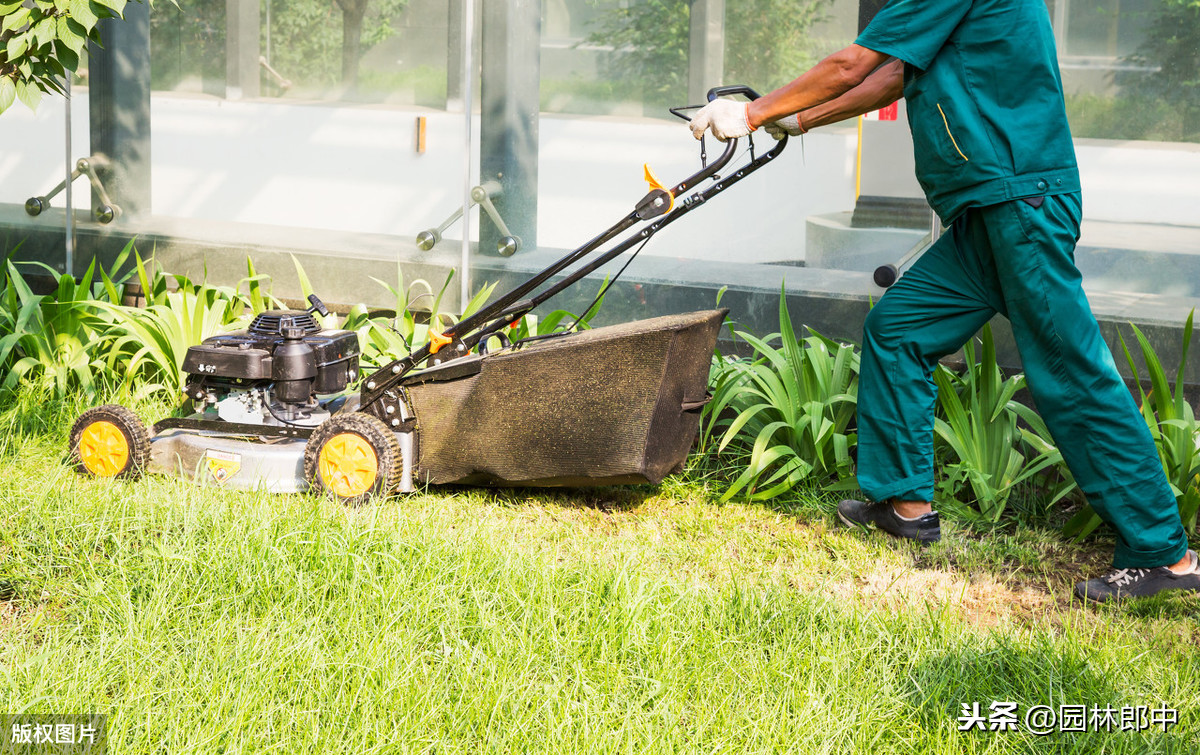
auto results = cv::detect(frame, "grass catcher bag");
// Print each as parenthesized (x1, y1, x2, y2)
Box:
(402, 309, 727, 487)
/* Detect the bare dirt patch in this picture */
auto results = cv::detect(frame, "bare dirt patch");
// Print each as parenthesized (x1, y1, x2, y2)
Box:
(0, 600, 19, 631)
(826, 567, 1064, 627)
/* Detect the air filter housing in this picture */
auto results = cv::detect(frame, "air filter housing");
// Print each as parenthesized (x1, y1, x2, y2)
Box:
(402, 309, 726, 487)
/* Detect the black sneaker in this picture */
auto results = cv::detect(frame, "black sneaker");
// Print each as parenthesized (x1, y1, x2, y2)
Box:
(1075, 550, 1200, 603)
(836, 499, 941, 543)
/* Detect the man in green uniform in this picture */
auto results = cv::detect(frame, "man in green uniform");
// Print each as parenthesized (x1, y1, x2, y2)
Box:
(687, 0, 1199, 602)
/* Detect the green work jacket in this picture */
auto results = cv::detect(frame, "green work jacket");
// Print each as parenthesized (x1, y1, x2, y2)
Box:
(856, 0, 1080, 223)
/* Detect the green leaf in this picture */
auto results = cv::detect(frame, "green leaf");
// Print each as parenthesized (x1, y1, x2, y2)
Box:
(6, 32, 30, 60)
(245, 257, 265, 314)
(1176, 310, 1195, 388)
(429, 269, 453, 325)
(0, 78, 16, 113)
(291, 254, 315, 299)
(32, 15, 58, 48)
(1132, 323, 1174, 419)
(1062, 505, 1104, 540)
(14, 79, 42, 111)
(69, 0, 100, 30)
(56, 14, 86, 54)
(1, 7, 31, 33)
(290, 255, 338, 328)
(94, 0, 127, 14)
(52, 40, 79, 73)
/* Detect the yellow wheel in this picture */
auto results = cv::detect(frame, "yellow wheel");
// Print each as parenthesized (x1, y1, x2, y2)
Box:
(69, 405, 150, 479)
(79, 421, 130, 476)
(304, 413, 400, 504)
(318, 432, 379, 499)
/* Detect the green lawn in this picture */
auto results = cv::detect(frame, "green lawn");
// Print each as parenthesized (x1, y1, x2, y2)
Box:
(1, 393, 1198, 753)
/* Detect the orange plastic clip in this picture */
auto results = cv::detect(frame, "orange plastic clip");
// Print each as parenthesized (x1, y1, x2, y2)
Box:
(428, 331, 452, 354)
(643, 164, 675, 213)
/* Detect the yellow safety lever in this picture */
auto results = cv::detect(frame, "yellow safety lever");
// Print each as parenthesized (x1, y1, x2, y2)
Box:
(643, 164, 675, 213)
(428, 330, 452, 354)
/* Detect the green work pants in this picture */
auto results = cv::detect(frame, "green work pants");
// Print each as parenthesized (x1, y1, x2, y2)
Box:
(856, 193, 1188, 568)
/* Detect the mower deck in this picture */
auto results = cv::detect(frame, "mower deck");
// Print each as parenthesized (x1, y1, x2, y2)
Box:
(149, 426, 416, 494)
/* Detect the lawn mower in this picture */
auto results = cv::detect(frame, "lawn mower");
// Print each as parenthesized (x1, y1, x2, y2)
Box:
(68, 86, 789, 503)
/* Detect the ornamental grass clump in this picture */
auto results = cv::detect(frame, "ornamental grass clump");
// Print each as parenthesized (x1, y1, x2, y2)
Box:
(932, 323, 1074, 522)
(87, 253, 282, 398)
(703, 291, 858, 502)
(1065, 311, 1200, 539)
(340, 261, 605, 368)
(338, 262, 496, 368)
(1, 252, 125, 400)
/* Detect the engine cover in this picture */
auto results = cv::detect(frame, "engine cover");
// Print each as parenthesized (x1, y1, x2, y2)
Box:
(183, 309, 361, 395)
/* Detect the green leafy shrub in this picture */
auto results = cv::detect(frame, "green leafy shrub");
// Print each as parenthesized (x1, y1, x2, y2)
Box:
(1064, 312, 1200, 539)
(93, 261, 250, 399)
(703, 291, 858, 502)
(84, 253, 290, 398)
(932, 324, 1074, 522)
(0, 0, 166, 116)
(0, 257, 118, 399)
(503, 292, 606, 344)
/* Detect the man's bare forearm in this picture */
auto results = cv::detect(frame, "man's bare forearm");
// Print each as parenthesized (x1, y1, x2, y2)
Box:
(798, 58, 904, 130)
(746, 44, 894, 129)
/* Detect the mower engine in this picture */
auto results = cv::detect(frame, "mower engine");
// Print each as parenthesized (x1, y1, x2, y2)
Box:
(181, 306, 361, 428)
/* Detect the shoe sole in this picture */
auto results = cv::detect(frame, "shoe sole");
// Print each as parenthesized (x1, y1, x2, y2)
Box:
(1076, 577, 1200, 604)
(836, 509, 861, 529)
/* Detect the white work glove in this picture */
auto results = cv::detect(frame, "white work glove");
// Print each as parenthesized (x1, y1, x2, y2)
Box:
(763, 113, 806, 140)
(689, 99, 754, 142)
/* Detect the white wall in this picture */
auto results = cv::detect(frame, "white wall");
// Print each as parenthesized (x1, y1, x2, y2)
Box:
(2, 94, 1197, 265)
(1075, 139, 1200, 226)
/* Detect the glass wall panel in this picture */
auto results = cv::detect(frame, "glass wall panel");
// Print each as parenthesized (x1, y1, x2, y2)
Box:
(5, 0, 1195, 344)
(136, 0, 474, 313)
(720, 0, 850, 93)
(539, 0, 678, 118)
(1059, 0, 1198, 144)
(525, 0, 869, 340)
(263, 0, 450, 105)
(1063, 0, 1156, 58)
(538, 0, 858, 119)
(151, 2, 226, 96)
(150, 0, 452, 105)
(0, 85, 86, 277)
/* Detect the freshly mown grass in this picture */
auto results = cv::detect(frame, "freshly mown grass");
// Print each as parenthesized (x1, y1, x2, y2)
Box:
(1, 393, 1198, 753)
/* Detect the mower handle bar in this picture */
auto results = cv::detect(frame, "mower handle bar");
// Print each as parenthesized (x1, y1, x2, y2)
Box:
(707, 84, 762, 102)
(668, 85, 763, 123)
(358, 86, 786, 406)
